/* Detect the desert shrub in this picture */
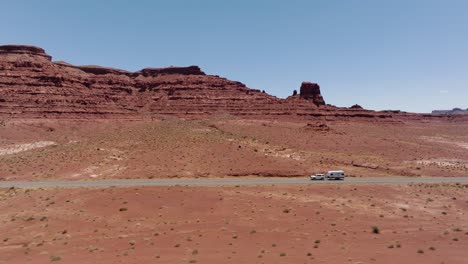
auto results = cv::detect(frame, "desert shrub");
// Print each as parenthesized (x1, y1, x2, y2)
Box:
(50, 255, 61, 261)
(372, 226, 380, 234)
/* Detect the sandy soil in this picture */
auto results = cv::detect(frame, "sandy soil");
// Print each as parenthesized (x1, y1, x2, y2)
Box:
(0, 183, 466, 264)
(0, 141, 56, 156)
(0, 117, 467, 180)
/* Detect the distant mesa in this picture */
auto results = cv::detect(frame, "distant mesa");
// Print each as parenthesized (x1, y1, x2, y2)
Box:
(1, 44, 329, 118)
(0, 44, 457, 121)
(432, 108, 468, 115)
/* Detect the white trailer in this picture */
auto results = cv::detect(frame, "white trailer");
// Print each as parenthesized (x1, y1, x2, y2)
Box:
(326, 170, 345, 180)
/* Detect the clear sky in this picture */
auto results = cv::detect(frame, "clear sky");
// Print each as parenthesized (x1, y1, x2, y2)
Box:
(1, 0, 467, 113)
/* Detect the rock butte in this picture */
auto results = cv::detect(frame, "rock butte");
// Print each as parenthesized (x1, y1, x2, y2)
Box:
(0, 45, 461, 120)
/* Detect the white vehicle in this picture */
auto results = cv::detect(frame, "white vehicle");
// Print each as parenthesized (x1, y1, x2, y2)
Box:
(326, 170, 345, 180)
(310, 174, 325, 180)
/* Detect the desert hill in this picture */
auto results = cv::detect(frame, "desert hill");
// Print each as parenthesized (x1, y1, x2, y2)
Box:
(433, 108, 468, 115)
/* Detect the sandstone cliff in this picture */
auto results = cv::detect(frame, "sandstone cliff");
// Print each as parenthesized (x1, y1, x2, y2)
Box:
(0, 45, 317, 118)
(0, 45, 450, 121)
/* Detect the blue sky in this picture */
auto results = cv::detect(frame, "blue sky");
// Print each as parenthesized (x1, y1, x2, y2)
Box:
(1, 0, 467, 112)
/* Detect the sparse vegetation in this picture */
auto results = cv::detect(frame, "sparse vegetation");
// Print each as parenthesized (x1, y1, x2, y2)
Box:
(1, 158, 466, 263)
(372, 226, 380, 234)
(50, 255, 61, 261)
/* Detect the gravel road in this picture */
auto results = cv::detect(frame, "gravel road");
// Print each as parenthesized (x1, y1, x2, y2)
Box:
(1, 177, 467, 188)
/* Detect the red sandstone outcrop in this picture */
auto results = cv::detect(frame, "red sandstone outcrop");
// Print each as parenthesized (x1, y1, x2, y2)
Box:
(0, 45, 283, 118)
(0, 45, 461, 121)
(350, 104, 363, 109)
(299, 82, 325, 106)
(302, 122, 332, 132)
(0, 45, 52, 60)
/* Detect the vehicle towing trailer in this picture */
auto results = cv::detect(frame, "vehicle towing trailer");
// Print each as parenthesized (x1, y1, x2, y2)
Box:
(326, 170, 345, 180)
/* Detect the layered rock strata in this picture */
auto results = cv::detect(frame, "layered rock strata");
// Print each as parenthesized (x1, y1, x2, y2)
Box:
(0, 45, 459, 121)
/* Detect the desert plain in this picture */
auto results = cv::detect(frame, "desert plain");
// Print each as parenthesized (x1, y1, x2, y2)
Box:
(0, 117, 467, 264)
(1, 117, 468, 181)
(0, 182, 467, 264)
(0, 45, 467, 263)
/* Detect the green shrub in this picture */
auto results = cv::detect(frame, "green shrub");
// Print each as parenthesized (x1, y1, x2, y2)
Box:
(50, 255, 61, 261)
(372, 226, 380, 234)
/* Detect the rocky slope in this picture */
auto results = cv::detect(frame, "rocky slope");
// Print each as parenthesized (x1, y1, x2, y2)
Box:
(0, 45, 460, 120)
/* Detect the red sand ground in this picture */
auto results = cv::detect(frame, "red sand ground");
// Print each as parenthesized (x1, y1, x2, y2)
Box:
(0, 183, 466, 264)
(1, 45, 467, 264)
(0, 117, 467, 180)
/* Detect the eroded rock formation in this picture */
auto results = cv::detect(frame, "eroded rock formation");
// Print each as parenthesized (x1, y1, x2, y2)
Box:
(350, 104, 363, 109)
(0, 45, 286, 118)
(0, 45, 457, 121)
(299, 82, 325, 106)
